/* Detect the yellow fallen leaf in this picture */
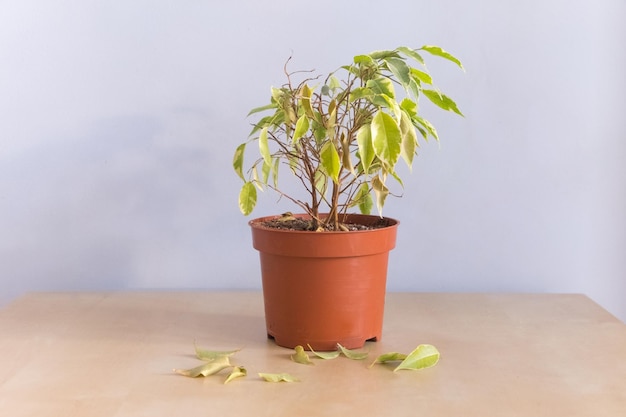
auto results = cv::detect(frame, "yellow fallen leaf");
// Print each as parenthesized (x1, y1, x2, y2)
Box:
(394, 344, 440, 372)
(369, 352, 408, 368)
(174, 355, 232, 377)
(258, 373, 300, 383)
(307, 344, 340, 360)
(194, 343, 241, 361)
(291, 345, 314, 365)
(224, 366, 247, 384)
(337, 343, 369, 360)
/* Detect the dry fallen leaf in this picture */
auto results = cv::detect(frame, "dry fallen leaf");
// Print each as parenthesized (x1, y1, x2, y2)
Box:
(194, 343, 241, 361)
(369, 352, 408, 368)
(394, 344, 440, 372)
(174, 355, 233, 378)
(307, 344, 341, 360)
(258, 372, 300, 383)
(337, 343, 369, 360)
(290, 345, 314, 365)
(224, 366, 247, 384)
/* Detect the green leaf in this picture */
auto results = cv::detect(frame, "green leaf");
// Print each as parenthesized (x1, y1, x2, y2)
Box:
(272, 157, 280, 188)
(366, 77, 395, 100)
(224, 366, 247, 384)
(369, 50, 401, 60)
(299, 83, 314, 118)
(307, 344, 341, 360)
(174, 355, 232, 378)
(320, 142, 340, 184)
(369, 352, 408, 368)
(247, 102, 278, 117)
(314, 169, 327, 196)
(194, 344, 241, 361)
(356, 124, 375, 174)
(414, 115, 439, 141)
(233, 143, 246, 180)
(394, 344, 440, 372)
(384, 57, 411, 87)
(258, 373, 300, 383)
(399, 111, 418, 169)
(328, 75, 341, 91)
(337, 343, 369, 360)
(349, 87, 374, 102)
(396, 46, 425, 65)
(420, 45, 464, 70)
(400, 98, 418, 117)
(258, 127, 272, 166)
(354, 54, 375, 65)
(293, 114, 310, 143)
(371, 110, 402, 170)
(354, 183, 373, 215)
(422, 89, 464, 116)
(410, 68, 433, 85)
(291, 345, 314, 365)
(238, 182, 257, 215)
(261, 160, 271, 184)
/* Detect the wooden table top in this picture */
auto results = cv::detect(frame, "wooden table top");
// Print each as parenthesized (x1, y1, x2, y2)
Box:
(0, 291, 624, 416)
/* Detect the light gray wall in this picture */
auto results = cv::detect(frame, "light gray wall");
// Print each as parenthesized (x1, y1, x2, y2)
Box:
(1, 1, 625, 321)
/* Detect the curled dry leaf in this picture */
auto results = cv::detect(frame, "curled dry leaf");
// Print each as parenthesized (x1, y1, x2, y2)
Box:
(337, 343, 369, 360)
(307, 344, 341, 360)
(194, 343, 241, 361)
(394, 344, 440, 372)
(291, 345, 314, 365)
(369, 352, 408, 368)
(174, 355, 233, 378)
(224, 366, 247, 384)
(258, 373, 300, 383)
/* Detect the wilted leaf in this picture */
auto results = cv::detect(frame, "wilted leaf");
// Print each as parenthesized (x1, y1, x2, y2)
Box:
(307, 344, 341, 360)
(291, 345, 314, 365)
(369, 352, 408, 368)
(337, 343, 369, 360)
(224, 366, 247, 384)
(394, 344, 440, 372)
(194, 344, 241, 361)
(174, 355, 232, 378)
(258, 373, 300, 383)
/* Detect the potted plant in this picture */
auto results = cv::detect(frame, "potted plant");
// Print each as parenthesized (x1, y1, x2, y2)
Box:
(233, 45, 463, 350)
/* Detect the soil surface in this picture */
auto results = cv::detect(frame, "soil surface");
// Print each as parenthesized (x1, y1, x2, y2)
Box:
(260, 216, 393, 232)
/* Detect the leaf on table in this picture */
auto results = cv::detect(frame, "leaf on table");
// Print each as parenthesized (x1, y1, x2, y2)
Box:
(369, 352, 408, 368)
(307, 344, 341, 360)
(258, 373, 300, 383)
(174, 355, 233, 378)
(291, 345, 314, 365)
(394, 344, 440, 372)
(337, 343, 369, 360)
(194, 343, 241, 361)
(224, 366, 247, 384)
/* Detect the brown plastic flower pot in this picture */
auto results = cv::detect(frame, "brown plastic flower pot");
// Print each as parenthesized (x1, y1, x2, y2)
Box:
(249, 213, 399, 351)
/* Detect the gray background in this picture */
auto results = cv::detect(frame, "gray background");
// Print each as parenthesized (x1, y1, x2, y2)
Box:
(1, 0, 625, 321)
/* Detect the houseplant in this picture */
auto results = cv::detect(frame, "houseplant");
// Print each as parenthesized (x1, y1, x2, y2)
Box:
(234, 45, 463, 350)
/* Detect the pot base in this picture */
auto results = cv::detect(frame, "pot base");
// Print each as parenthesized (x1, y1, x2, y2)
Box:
(268, 333, 379, 351)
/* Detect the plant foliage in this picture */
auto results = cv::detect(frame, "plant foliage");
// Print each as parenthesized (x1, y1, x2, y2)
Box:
(234, 45, 463, 230)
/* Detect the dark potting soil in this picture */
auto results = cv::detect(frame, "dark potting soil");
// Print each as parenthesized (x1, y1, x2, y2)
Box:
(260, 216, 393, 232)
